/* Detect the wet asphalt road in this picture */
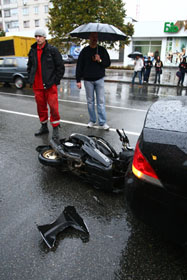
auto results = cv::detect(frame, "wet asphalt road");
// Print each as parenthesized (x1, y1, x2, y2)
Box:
(0, 74, 187, 280)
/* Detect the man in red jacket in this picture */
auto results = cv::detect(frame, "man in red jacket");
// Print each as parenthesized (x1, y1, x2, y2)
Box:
(27, 28, 65, 139)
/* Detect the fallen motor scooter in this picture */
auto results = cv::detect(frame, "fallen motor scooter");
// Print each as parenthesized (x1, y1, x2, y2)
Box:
(36, 129, 134, 193)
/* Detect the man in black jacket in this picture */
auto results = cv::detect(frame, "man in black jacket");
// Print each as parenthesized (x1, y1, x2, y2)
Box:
(27, 28, 65, 139)
(76, 32, 111, 130)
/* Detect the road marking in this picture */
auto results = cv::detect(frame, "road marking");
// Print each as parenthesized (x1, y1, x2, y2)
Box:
(0, 108, 140, 136)
(0, 91, 147, 112)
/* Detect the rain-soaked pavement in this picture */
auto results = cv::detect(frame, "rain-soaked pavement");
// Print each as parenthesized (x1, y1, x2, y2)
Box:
(0, 66, 187, 280)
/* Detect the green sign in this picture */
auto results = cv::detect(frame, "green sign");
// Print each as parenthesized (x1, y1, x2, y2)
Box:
(164, 22, 179, 33)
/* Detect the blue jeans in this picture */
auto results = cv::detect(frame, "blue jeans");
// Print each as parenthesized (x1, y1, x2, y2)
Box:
(84, 78, 106, 126)
(132, 71, 142, 85)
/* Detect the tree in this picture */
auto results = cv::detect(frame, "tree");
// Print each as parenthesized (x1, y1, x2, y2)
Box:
(0, 29, 6, 37)
(47, 0, 134, 52)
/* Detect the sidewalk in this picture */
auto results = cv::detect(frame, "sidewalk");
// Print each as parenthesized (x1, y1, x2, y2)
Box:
(64, 64, 187, 88)
(105, 66, 187, 88)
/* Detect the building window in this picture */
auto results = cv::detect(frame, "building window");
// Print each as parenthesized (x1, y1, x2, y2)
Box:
(5, 20, 19, 29)
(133, 40, 162, 58)
(23, 20, 29, 28)
(4, 0, 17, 4)
(34, 6, 39, 14)
(11, 8, 18, 16)
(35, 19, 39, 27)
(4, 10, 10, 17)
(44, 5, 48, 13)
(23, 7, 29, 16)
(165, 37, 187, 66)
(45, 18, 48, 25)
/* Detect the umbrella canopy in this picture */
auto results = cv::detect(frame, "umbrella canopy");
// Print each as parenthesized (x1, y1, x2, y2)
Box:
(70, 22, 127, 41)
(128, 51, 143, 59)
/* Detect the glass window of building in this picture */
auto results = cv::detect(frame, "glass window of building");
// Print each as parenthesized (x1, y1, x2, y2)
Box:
(165, 37, 187, 66)
(34, 6, 39, 14)
(4, 10, 11, 17)
(11, 8, 18, 16)
(133, 40, 161, 58)
(4, 0, 17, 3)
(44, 5, 48, 13)
(5, 20, 18, 29)
(23, 20, 29, 28)
(23, 8, 29, 16)
(35, 19, 39, 27)
(11, 20, 18, 28)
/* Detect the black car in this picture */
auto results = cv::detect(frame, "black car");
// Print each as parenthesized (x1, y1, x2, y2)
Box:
(0, 56, 28, 89)
(125, 97, 187, 248)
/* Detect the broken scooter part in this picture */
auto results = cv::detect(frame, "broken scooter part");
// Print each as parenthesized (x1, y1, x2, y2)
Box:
(37, 206, 89, 248)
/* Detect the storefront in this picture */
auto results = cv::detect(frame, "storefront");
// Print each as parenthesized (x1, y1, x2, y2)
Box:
(124, 20, 187, 67)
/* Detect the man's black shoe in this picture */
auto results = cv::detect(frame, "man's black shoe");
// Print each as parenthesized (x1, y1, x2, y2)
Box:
(52, 125, 59, 139)
(35, 124, 49, 136)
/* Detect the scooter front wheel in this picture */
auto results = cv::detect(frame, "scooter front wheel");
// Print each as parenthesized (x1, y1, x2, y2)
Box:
(38, 147, 64, 166)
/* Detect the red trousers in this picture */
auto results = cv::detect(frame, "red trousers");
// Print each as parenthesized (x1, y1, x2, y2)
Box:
(34, 84, 60, 127)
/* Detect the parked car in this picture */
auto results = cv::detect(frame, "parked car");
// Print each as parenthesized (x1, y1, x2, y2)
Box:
(0, 56, 28, 89)
(61, 54, 75, 64)
(125, 97, 187, 248)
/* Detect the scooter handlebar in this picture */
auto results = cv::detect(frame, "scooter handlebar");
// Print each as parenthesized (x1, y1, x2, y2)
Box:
(116, 129, 123, 139)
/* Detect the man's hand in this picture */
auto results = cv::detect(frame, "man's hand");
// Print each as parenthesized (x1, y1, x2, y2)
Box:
(94, 54, 102, 63)
(77, 82, 81, 89)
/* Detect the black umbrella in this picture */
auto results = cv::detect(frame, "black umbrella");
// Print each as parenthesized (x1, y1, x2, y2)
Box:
(128, 51, 143, 59)
(70, 22, 127, 41)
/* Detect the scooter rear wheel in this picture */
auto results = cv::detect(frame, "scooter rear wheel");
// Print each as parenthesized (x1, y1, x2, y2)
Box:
(38, 147, 64, 166)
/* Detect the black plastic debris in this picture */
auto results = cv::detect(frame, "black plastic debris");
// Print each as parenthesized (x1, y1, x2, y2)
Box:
(37, 206, 89, 248)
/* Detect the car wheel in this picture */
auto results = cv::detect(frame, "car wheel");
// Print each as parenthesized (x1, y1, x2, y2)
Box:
(38, 147, 64, 166)
(14, 77, 25, 89)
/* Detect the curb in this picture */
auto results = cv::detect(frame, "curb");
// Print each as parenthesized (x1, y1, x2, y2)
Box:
(63, 76, 187, 89)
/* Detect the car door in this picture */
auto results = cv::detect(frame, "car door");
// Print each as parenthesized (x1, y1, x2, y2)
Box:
(3, 57, 17, 82)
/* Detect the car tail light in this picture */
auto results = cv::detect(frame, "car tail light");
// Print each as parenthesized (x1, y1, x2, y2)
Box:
(132, 141, 163, 187)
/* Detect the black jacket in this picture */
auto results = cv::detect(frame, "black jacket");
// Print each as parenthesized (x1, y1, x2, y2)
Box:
(76, 45, 111, 82)
(27, 41, 65, 89)
(155, 60, 163, 71)
(179, 61, 186, 73)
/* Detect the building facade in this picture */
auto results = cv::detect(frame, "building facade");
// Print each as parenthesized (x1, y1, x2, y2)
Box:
(0, 0, 51, 36)
(124, 20, 187, 67)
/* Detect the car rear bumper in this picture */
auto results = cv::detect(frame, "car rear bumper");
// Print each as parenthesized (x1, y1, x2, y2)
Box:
(125, 167, 187, 246)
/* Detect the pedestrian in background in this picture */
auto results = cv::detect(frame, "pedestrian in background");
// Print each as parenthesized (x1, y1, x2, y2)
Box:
(27, 28, 65, 139)
(154, 56, 163, 84)
(177, 57, 186, 86)
(76, 32, 111, 130)
(131, 55, 144, 85)
(144, 56, 153, 83)
(141, 56, 145, 81)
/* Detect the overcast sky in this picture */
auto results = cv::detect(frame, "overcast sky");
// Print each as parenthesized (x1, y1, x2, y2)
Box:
(124, 0, 187, 22)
